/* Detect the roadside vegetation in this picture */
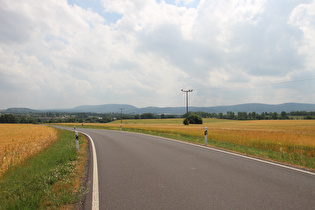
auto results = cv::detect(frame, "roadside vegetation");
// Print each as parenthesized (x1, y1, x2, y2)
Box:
(0, 126, 88, 209)
(57, 119, 315, 170)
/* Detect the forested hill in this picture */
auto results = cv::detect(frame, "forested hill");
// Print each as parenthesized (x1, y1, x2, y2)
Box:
(4, 108, 41, 113)
(2, 103, 315, 114)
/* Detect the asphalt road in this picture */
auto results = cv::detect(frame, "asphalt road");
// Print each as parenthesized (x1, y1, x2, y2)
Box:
(63, 127, 315, 210)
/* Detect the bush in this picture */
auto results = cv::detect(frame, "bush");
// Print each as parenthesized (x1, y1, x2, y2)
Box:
(188, 114, 203, 124)
(183, 118, 189, 125)
(182, 115, 203, 125)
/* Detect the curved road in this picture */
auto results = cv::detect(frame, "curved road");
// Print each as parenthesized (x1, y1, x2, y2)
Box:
(62, 127, 315, 209)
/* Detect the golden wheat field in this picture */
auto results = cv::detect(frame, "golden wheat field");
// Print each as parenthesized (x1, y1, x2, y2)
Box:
(60, 119, 315, 168)
(124, 119, 315, 156)
(0, 124, 58, 177)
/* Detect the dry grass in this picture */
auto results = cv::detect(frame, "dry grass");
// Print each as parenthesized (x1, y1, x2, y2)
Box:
(0, 124, 58, 177)
(59, 119, 315, 168)
(59, 119, 315, 146)
(60, 119, 315, 147)
(205, 120, 315, 152)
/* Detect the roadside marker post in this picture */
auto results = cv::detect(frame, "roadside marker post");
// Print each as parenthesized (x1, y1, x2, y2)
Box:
(74, 127, 79, 151)
(205, 127, 207, 146)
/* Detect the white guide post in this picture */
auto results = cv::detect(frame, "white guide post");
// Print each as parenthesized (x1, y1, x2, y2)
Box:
(74, 127, 79, 151)
(205, 127, 207, 146)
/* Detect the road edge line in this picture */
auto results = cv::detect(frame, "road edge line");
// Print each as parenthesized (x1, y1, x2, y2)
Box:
(80, 132, 99, 210)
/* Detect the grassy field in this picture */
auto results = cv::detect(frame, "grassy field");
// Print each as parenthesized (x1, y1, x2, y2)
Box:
(0, 126, 88, 209)
(58, 118, 315, 170)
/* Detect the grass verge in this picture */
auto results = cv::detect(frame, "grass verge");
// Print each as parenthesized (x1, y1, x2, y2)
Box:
(0, 129, 88, 209)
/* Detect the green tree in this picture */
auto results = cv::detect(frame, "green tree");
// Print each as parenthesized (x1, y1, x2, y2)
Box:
(140, 113, 155, 119)
(237, 112, 248, 120)
(19, 117, 28, 123)
(252, 112, 257, 120)
(187, 114, 203, 124)
(211, 113, 218, 118)
(272, 112, 278, 120)
(248, 112, 252, 120)
(0, 114, 19, 123)
(226, 111, 235, 119)
(260, 112, 265, 120)
(280, 111, 289, 119)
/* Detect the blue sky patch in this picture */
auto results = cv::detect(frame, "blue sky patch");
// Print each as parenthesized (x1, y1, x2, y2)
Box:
(157, 0, 200, 8)
(67, 0, 122, 24)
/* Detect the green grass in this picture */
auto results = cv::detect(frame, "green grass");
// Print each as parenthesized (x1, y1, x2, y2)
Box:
(0, 129, 86, 209)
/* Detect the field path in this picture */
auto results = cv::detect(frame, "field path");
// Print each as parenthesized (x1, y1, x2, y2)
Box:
(58, 127, 315, 210)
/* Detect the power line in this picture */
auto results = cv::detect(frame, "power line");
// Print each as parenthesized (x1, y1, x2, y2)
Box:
(252, 76, 315, 87)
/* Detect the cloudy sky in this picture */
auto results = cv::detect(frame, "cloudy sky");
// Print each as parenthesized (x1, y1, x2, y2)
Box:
(1, 0, 315, 109)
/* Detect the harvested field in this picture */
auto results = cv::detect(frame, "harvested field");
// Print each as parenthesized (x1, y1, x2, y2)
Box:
(0, 124, 58, 177)
(58, 119, 315, 169)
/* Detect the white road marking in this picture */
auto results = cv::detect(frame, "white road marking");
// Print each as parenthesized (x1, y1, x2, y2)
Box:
(80, 132, 99, 210)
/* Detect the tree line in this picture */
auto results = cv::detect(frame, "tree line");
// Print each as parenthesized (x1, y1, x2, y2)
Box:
(1, 110, 315, 124)
(0, 113, 114, 124)
(192, 111, 315, 120)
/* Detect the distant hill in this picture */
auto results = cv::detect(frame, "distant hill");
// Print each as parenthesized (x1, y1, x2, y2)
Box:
(3, 108, 41, 113)
(47, 104, 138, 113)
(2, 103, 315, 114)
(189, 103, 315, 114)
(71, 104, 137, 113)
(133, 103, 315, 114)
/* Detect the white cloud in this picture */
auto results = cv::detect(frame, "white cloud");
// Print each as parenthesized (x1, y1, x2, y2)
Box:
(0, 0, 315, 109)
(289, 1, 315, 71)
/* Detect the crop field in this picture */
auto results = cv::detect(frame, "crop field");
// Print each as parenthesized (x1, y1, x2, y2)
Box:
(58, 118, 315, 170)
(0, 124, 58, 177)
(0, 128, 88, 209)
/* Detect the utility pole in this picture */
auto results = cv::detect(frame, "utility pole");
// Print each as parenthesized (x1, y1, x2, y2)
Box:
(181, 89, 193, 119)
(119, 108, 124, 131)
